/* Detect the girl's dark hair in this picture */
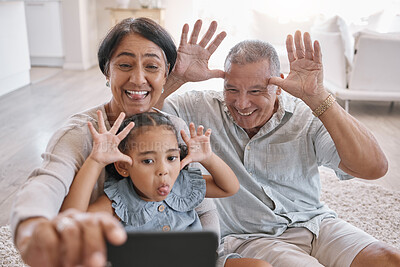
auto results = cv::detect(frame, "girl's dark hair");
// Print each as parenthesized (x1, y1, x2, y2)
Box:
(98, 17, 177, 77)
(118, 112, 177, 153)
(106, 112, 188, 178)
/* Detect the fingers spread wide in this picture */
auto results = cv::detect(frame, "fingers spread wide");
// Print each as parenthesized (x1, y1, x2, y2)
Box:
(110, 112, 126, 135)
(304, 32, 314, 60)
(189, 122, 196, 137)
(198, 20, 217, 47)
(294, 30, 305, 59)
(189, 19, 202, 44)
(207, 31, 227, 55)
(196, 125, 204, 136)
(96, 110, 106, 133)
(286, 34, 296, 63)
(180, 23, 189, 44)
(314, 40, 322, 64)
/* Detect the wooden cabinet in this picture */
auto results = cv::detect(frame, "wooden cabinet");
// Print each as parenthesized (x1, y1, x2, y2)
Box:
(107, 8, 165, 26)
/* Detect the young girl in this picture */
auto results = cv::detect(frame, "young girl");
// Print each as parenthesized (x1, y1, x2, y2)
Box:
(61, 111, 270, 267)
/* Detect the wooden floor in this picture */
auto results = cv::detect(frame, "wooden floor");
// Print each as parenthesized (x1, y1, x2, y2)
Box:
(0, 67, 399, 226)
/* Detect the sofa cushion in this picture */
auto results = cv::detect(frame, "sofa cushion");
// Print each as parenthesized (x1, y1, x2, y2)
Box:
(311, 15, 354, 68)
(311, 30, 347, 88)
(349, 30, 400, 92)
(251, 10, 317, 74)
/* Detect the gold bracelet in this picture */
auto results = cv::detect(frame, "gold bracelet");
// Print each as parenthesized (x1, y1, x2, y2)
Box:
(312, 94, 336, 117)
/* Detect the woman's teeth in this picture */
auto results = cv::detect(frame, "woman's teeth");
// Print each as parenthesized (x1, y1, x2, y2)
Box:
(125, 90, 148, 99)
(126, 90, 147, 95)
(238, 110, 254, 116)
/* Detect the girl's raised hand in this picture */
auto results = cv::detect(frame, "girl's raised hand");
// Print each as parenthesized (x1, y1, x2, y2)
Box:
(180, 122, 212, 169)
(87, 110, 134, 166)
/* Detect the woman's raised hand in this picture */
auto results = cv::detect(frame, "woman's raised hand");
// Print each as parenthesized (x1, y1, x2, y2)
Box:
(87, 110, 134, 166)
(172, 19, 227, 84)
(180, 122, 213, 169)
(155, 20, 226, 109)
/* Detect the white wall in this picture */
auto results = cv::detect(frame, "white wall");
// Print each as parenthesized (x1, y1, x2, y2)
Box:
(162, 0, 196, 42)
(25, 0, 64, 67)
(95, 0, 195, 45)
(62, 0, 98, 70)
(79, 0, 99, 69)
(96, 0, 113, 44)
(0, 1, 30, 97)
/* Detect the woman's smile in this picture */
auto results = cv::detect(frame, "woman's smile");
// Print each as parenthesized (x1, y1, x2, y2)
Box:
(125, 90, 150, 100)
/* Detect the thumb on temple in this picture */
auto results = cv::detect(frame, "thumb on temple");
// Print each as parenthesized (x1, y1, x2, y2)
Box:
(268, 76, 285, 89)
(120, 154, 133, 166)
(180, 156, 192, 170)
(208, 69, 225, 79)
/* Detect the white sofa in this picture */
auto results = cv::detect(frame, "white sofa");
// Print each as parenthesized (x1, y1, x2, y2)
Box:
(311, 16, 400, 112)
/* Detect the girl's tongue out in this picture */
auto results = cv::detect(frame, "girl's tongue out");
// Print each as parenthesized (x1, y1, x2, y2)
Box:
(157, 185, 170, 196)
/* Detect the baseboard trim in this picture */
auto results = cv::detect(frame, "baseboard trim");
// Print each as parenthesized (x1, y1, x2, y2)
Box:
(30, 56, 64, 67)
(0, 70, 30, 98)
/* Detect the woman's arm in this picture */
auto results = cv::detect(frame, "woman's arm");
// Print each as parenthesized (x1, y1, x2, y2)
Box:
(60, 157, 105, 212)
(180, 123, 239, 198)
(15, 210, 126, 267)
(12, 107, 130, 267)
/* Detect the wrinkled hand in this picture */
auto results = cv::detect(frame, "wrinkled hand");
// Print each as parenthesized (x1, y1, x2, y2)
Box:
(269, 31, 327, 107)
(87, 110, 134, 167)
(172, 19, 227, 84)
(17, 209, 127, 267)
(180, 123, 213, 169)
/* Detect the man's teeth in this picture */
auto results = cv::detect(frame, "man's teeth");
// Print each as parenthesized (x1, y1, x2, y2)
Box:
(238, 110, 254, 116)
(126, 90, 147, 95)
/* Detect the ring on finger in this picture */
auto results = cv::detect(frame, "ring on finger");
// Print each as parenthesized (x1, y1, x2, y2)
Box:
(56, 217, 75, 232)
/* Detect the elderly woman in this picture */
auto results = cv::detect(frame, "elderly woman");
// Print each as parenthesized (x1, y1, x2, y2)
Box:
(11, 17, 226, 267)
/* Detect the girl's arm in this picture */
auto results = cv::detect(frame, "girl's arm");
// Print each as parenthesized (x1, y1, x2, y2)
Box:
(60, 111, 134, 212)
(87, 194, 115, 214)
(60, 157, 105, 212)
(201, 153, 239, 198)
(180, 123, 239, 198)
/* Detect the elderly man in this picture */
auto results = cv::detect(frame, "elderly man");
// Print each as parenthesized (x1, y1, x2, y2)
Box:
(158, 21, 400, 266)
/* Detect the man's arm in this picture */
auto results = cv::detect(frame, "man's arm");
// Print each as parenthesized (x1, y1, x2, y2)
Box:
(270, 31, 388, 179)
(155, 20, 226, 109)
(315, 100, 387, 179)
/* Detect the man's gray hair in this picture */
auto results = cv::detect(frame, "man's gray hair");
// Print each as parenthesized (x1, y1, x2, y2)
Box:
(224, 40, 280, 77)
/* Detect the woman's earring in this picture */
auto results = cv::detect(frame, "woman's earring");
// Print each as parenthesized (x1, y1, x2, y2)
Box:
(106, 80, 110, 87)
(161, 88, 164, 94)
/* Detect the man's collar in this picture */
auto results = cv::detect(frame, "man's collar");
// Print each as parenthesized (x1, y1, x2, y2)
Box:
(278, 90, 296, 114)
